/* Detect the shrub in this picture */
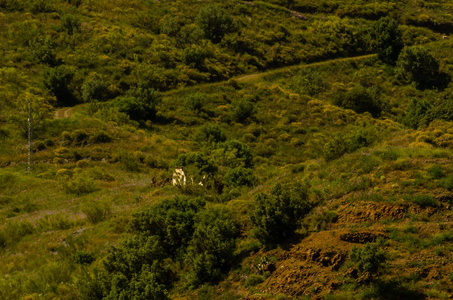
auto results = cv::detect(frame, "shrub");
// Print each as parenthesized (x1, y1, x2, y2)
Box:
(185, 93, 206, 112)
(129, 197, 206, 255)
(220, 140, 253, 168)
(82, 75, 108, 102)
(36, 214, 73, 231)
(372, 17, 403, 65)
(245, 275, 265, 287)
(61, 14, 81, 35)
(80, 200, 112, 224)
(223, 167, 255, 187)
(196, 5, 236, 43)
(396, 46, 443, 90)
(194, 124, 227, 145)
(349, 242, 386, 274)
(333, 85, 382, 117)
(43, 65, 77, 106)
(110, 82, 161, 121)
(428, 164, 444, 179)
(231, 98, 256, 123)
(186, 206, 240, 286)
(250, 183, 312, 245)
(405, 194, 437, 208)
(400, 98, 432, 129)
(73, 251, 96, 265)
(61, 173, 98, 195)
(89, 130, 112, 144)
(29, 35, 57, 65)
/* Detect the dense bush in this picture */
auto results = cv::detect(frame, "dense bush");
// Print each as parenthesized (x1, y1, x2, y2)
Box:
(29, 35, 57, 66)
(185, 93, 206, 112)
(400, 98, 432, 129)
(231, 98, 256, 123)
(194, 123, 227, 145)
(43, 65, 77, 106)
(186, 206, 240, 286)
(223, 167, 255, 187)
(82, 75, 108, 102)
(220, 140, 253, 168)
(396, 47, 442, 90)
(196, 5, 236, 43)
(110, 82, 161, 122)
(372, 17, 404, 65)
(333, 85, 382, 117)
(250, 183, 312, 245)
(61, 14, 81, 35)
(129, 197, 206, 255)
(349, 242, 387, 275)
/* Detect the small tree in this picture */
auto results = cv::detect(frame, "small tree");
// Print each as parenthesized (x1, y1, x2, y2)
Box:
(250, 183, 311, 246)
(349, 242, 386, 275)
(196, 5, 236, 43)
(396, 46, 441, 90)
(372, 17, 404, 65)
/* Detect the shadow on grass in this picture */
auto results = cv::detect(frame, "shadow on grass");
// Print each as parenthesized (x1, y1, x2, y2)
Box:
(363, 278, 425, 300)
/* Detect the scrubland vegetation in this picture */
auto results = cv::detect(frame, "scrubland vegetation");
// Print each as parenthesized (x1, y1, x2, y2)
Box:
(0, 0, 453, 299)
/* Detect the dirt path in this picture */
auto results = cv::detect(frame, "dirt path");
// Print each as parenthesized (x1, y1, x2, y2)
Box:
(54, 107, 74, 119)
(53, 54, 377, 118)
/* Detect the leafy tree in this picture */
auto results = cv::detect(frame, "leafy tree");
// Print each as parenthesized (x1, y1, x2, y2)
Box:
(220, 140, 253, 168)
(29, 35, 57, 66)
(185, 93, 206, 112)
(196, 5, 236, 43)
(396, 46, 442, 90)
(82, 75, 108, 102)
(372, 17, 404, 65)
(349, 242, 387, 275)
(223, 167, 255, 187)
(250, 183, 312, 245)
(400, 98, 432, 129)
(42, 65, 77, 106)
(110, 82, 160, 121)
(128, 197, 206, 255)
(61, 14, 81, 35)
(186, 206, 239, 286)
(173, 152, 218, 183)
(194, 123, 227, 145)
(333, 85, 382, 117)
(231, 98, 256, 123)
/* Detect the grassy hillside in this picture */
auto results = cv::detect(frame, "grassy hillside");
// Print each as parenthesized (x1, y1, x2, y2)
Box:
(1, 0, 453, 299)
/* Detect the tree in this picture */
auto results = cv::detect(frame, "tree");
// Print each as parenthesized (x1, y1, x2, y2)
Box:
(372, 17, 404, 65)
(349, 242, 386, 275)
(42, 65, 77, 106)
(396, 46, 442, 90)
(196, 5, 236, 43)
(250, 183, 312, 245)
(333, 85, 382, 117)
(110, 82, 161, 121)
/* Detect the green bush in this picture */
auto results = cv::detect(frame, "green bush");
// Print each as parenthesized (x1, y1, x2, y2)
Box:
(82, 75, 108, 102)
(61, 14, 81, 35)
(428, 164, 444, 179)
(186, 206, 240, 286)
(110, 82, 161, 121)
(396, 46, 443, 90)
(36, 214, 73, 231)
(185, 93, 206, 112)
(43, 65, 77, 106)
(372, 17, 403, 65)
(80, 200, 112, 224)
(61, 173, 99, 195)
(220, 140, 253, 168)
(400, 98, 432, 129)
(231, 98, 256, 123)
(29, 35, 57, 66)
(245, 275, 265, 287)
(129, 197, 206, 255)
(404, 194, 437, 208)
(196, 5, 236, 43)
(89, 130, 112, 144)
(333, 85, 382, 117)
(73, 251, 96, 265)
(349, 242, 386, 274)
(194, 124, 227, 145)
(250, 183, 312, 245)
(223, 167, 255, 187)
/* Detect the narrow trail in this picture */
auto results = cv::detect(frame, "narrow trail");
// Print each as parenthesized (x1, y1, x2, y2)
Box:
(54, 53, 377, 118)
(54, 107, 74, 119)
